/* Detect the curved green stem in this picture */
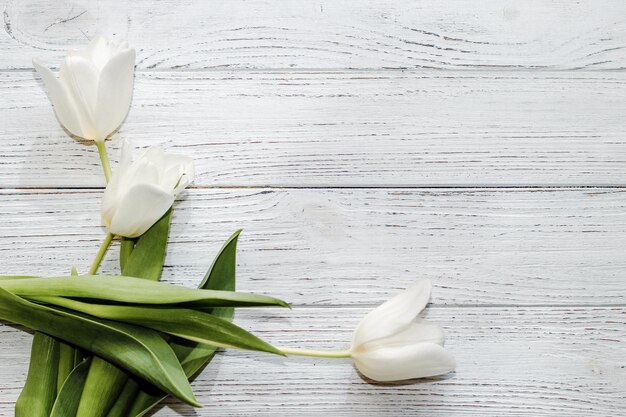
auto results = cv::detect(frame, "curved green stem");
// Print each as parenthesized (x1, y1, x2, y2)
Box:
(95, 140, 112, 183)
(276, 346, 352, 359)
(88, 233, 114, 275)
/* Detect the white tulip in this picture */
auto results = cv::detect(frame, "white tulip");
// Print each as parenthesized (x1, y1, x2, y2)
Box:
(33, 36, 135, 142)
(102, 141, 194, 238)
(350, 279, 456, 381)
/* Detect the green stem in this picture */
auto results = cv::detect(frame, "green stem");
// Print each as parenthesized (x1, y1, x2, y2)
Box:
(88, 233, 114, 275)
(95, 140, 112, 183)
(276, 346, 352, 359)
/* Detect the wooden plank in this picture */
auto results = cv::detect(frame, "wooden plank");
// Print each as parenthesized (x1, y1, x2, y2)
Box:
(2, 71, 626, 187)
(1, 188, 625, 306)
(1, 306, 624, 416)
(3, 0, 626, 70)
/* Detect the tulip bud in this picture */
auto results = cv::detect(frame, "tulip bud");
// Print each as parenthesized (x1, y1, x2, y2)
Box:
(350, 279, 455, 381)
(33, 36, 135, 142)
(102, 141, 194, 238)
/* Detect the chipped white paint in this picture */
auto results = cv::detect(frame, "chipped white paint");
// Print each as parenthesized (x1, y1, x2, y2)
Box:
(2, 0, 626, 70)
(1, 1, 626, 416)
(1, 189, 625, 307)
(1, 307, 625, 416)
(2, 71, 626, 187)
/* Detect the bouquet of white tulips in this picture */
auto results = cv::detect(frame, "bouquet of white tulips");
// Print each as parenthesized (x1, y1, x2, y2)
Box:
(0, 37, 456, 417)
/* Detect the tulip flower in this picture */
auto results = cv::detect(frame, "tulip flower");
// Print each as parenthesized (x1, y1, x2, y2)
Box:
(102, 141, 194, 238)
(33, 36, 135, 142)
(349, 279, 456, 381)
(278, 279, 455, 382)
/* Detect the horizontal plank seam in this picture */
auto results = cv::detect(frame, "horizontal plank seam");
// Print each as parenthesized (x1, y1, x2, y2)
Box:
(241, 303, 626, 309)
(2, 67, 626, 74)
(300, 303, 626, 309)
(0, 304, 624, 316)
(2, 185, 626, 193)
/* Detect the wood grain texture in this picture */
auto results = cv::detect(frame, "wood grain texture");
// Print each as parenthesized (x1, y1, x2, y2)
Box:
(1, 188, 625, 307)
(2, 70, 626, 188)
(1, 306, 625, 416)
(2, 2, 626, 415)
(2, 0, 626, 70)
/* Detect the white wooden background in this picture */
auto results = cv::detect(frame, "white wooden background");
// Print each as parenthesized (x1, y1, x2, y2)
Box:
(1, 1, 626, 416)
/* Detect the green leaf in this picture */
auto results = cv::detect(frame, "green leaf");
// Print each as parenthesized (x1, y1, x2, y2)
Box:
(119, 238, 135, 275)
(75, 209, 172, 417)
(50, 359, 91, 417)
(0, 287, 199, 407)
(34, 296, 281, 355)
(177, 229, 242, 371)
(199, 229, 239, 294)
(128, 230, 242, 417)
(76, 359, 130, 417)
(73, 348, 84, 367)
(0, 275, 38, 280)
(122, 209, 171, 280)
(17, 265, 77, 414)
(1, 275, 289, 308)
(58, 266, 79, 390)
(104, 378, 141, 417)
(15, 333, 60, 417)
(57, 342, 76, 389)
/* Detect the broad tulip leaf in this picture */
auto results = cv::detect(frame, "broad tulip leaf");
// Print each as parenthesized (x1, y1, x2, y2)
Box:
(50, 359, 91, 417)
(122, 209, 171, 280)
(199, 229, 239, 295)
(128, 230, 242, 417)
(0, 275, 38, 280)
(104, 378, 142, 417)
(57, 342, 76, 389)
(34, 296, 281, 355)
(16, 266, 76, 416)
(178, 229, 240, 370)
(76, 209, 172, 417)
(1, 275, 289, 308)
(58, 266, 79, 391)
(119, 238, 135, 274)
(195, 229, 238, 321)
(15, 333, 59, 417)
(76, 360, 129, 417)
(0, 287, 199, 407)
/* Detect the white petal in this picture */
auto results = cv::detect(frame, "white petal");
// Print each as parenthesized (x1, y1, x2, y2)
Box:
(85, 36, 113, 70)
(60, 56, 99, 139)
(118, 139, 133, 170)
(139, 146, 166, 169)
(101, 190, 116, 229)
(33, 59, 85, 138)
(66, 47, 90, 61)
(94, 48, 135, 139)
(107, 183, 174, 238)
(353, 279, 432, 347)
(358, 319, 445, 352)
(115, 41, 129, 52)
(126, 159, 161, 190)
(121, 146, 164, 190)
(162, 155, 195, 194)
(352, 342, 456, 382)
(101, 140, 134, 225)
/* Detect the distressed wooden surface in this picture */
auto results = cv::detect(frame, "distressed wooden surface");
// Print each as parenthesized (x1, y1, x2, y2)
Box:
(1, 189, 626, 307)
(1, 307, 625, 416)
(2, 71, 626, 187)
(2, 0, 626, 70)
(2, 0, 626, 416)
